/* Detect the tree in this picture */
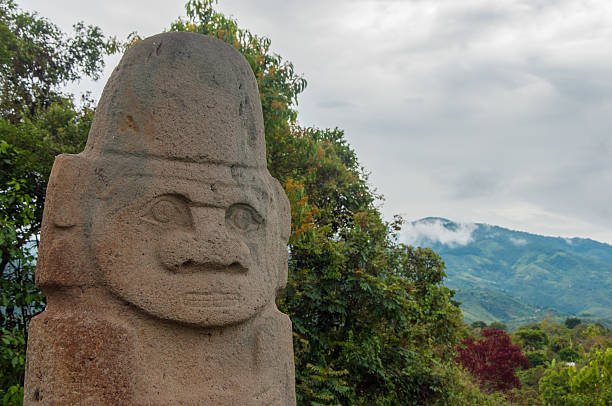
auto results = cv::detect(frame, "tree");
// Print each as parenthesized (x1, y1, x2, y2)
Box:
(457, 328, 529, 393)
(0, 0, 118, 121)
(551, 335, 571, 353)
(525, 350, 548, 368)
(515, 329, 549, 352)
(558, 347, 580, 362)
(565, 317, 582, 329)
(0, 0, 117, 397)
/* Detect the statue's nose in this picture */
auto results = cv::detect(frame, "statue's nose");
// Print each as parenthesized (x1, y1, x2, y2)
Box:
(157, 207, 251, 274)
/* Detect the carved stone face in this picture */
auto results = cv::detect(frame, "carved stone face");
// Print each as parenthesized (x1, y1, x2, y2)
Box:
(91, 162, 286, 327)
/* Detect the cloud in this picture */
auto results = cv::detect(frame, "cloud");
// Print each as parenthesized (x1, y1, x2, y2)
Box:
(509, 237, 527, 246)
(402, 219, 477, 247)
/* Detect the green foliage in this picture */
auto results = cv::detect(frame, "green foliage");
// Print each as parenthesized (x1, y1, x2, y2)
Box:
(499, 318, 612, 403)
(525, 351, 548, 368)
(0, 0, 118, 121)
(0, 329, 25, 394)
(286, 239, 464, 404)
(581, 324, 605, 340)
(540, 349, 612, 405)
(516, 364, 546, 395)
(550, 335, 571, 353)
(0, 163, 40, 393)
(2, 384, 23, 406)
(428, 366, 507, 406)
(515, 329, 549, 351)
(558, 348, 580, 362)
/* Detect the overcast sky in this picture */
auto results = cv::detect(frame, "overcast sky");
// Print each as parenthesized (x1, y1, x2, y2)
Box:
(19, 0, 612, 244)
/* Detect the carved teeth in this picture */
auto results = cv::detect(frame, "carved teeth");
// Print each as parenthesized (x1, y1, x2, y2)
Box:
(183, 292, 239, 307)
(174, 261, 248, 274)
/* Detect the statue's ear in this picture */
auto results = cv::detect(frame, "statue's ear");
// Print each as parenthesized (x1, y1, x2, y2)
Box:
(44, 154, 92, 228)
(36, 154, 95, 288)
(270, 178, 291, 291)
(271, 178, 291, 244)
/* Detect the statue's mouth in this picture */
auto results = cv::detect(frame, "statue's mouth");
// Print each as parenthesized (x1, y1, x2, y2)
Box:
(183, 291, 240, 308)
(171, 261, 248, 274)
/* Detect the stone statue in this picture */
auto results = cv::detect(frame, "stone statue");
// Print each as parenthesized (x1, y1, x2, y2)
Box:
(24, 32, 296, 405)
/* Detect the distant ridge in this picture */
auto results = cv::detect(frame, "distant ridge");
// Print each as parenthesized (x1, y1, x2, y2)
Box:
(406, 218, 612, 328)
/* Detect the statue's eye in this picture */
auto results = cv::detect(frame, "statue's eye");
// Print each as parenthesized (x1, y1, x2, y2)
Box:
(144, 195, 192, 227)
(226, 204, 263, 233)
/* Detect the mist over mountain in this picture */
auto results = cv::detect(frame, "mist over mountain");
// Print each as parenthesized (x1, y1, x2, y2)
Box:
(406, 217, 612, 328)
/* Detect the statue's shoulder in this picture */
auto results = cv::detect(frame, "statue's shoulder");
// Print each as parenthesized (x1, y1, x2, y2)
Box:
(253, 306, 297, 405)
(24, 311, 136, 405)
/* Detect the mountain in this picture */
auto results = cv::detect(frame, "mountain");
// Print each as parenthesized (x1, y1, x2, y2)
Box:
(406, 217, 612, 328)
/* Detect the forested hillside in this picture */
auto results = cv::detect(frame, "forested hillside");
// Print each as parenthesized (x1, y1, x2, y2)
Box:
(410, 217, 612, 328)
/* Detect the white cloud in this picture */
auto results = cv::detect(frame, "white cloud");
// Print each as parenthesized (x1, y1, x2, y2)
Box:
(402, 219, 477, 247)
(509, 237, 527, 246)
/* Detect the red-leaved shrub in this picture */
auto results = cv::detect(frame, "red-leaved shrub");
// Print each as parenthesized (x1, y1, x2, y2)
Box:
(456, 328, 529, 393)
